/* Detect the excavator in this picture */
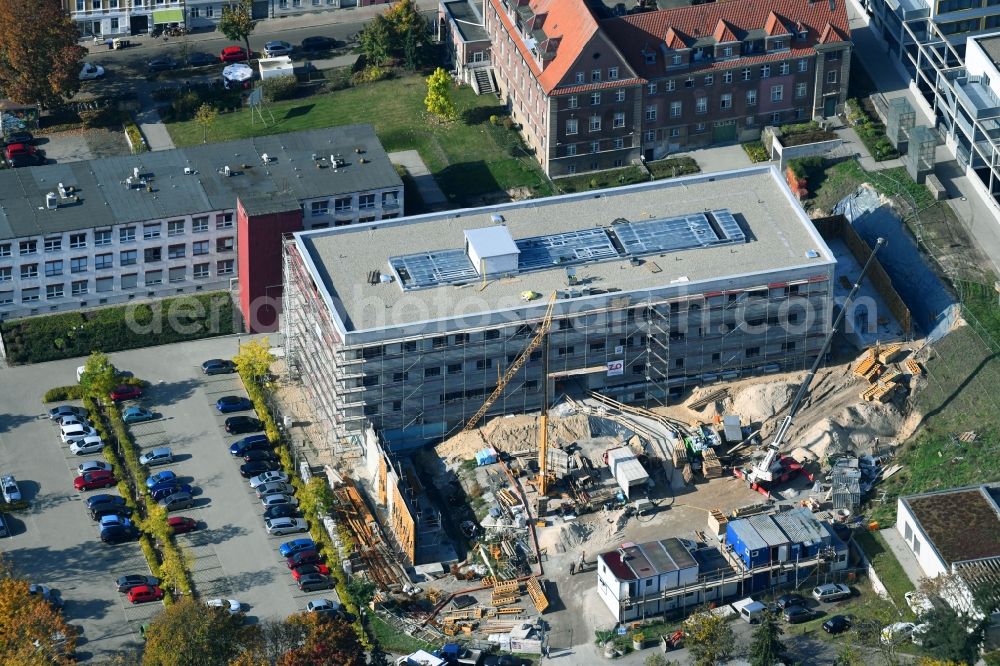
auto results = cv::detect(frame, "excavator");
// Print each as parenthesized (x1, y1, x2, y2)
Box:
(736, 237, 886, 496)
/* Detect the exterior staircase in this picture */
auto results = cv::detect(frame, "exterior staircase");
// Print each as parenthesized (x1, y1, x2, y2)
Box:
(473, 67, 497, 95)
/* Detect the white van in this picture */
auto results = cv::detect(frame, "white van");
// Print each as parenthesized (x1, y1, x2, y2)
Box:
(732, 597, 766, 624)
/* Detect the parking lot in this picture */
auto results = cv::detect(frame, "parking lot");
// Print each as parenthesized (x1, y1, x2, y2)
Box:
(0, 336, 337, 659)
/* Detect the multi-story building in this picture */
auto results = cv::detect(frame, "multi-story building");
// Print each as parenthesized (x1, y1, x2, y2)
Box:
(64, 0, 185, 37)
(0, 126, 402, 325)
(282, 165, 837, 451)
(438, 0, 494, 91)
(484, 0, 851, 177)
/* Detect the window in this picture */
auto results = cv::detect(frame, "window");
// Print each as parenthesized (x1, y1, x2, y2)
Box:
(334, 197, 352, 212)
(447, 363, 462, 375)
(95, 253, 113, 270)
(772, 39, 785, 50)
(144, 247, 161, 263)
(645, 105, 657, 120)
(720, 94, 732, 110)
(46, 284, 64, 299)
(19, 240, 36, 255)
(795, 82, 807, 98)
(0, 291, 10, 305)
(71, 280, 89, 296)
(424, 366, 441, 378)
(695, 122, 706, 133)
(590, 92, 601, 105)
(670, 101, 682, 117)
(704, 74, 713, 86)
(120, 227, 136, 243)
(192, 216, 209, 232)
(120, 250, 137, 266)
(70, 257, 87, 273)
(746, 89, 757, 106)
(825, 50, 840, 61)
(0, 267, 8, 282)
(567, 96, 578, 109)
(761, 65, 770, 78)
(669, 128, 680, 138)
(771, 111, 782, 123)
(121, 274, 137, 289)
(613, 112, 625, 128)
(143, 223, 161, 240)
(69, 233, 86, 249)
(613, 137, 624, 149)
(696, 97, 707, 113)
(590, 141, 600, 153)
(798, 58, 808, 72)
(672, 53, 682, 65)
(476, 359, 493, 370)
(645, 51, 656, 64)
(771, 85, 783, 102)
(780, 62, 790, 75)
(666, 80, 675, 91)
(21, 287, 39, 303)
(166, 220, 185, 237)
(217, 259, 234, 275)
(44, 238, 62, 253)
(723, 71, 733, 83)
(746, 346, 760, 358)
(827, 70, 838, 84)
(565, 144, 577, 156)
(589, 116, 601, 131)
(685, 78, 694, 87)
(359, 194, 376, 209)
(644, 130, 656, 142)
(168, 244, 186, 259)
(723, 46, 733, 57)
(608, 66, 618, 80)
(94, 229, 111, 246)
(0, 244, 9, 258)
(96, 276, 113, 293)
(216, 213, 234, 229)
(591, 69, 601, 82)
(615, 89, 625, 102)
(558, 345, 575, 356)
(647, 82, 657, 95)
(193, 240, 209, 256)
(311, 200, 328, 216)
(575, 71, 584, 83)
(746, 115, 755, 127)
(168, 266, 185, 283)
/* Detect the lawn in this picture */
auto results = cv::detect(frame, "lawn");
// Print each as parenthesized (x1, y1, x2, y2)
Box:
(853, 532, 916, 610)
(165, 74, 552, 207)
(369, 615, 435, 655)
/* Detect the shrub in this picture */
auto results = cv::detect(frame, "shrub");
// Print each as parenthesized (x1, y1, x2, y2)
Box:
(489, 114, 499, 126)
(43, 385, 85, 403)
(124, 121, 147, 154)
(742, 141, 769, 163)
(351, 65, 391, 85)
(501, 116, 514, 130)
(262, 76, 298, 102)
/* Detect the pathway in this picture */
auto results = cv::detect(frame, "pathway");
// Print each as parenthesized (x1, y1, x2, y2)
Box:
(389, 150, 448, 210)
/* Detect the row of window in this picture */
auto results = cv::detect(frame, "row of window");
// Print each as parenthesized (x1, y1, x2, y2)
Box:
(308, 191, 399, 217)
(0, 260, 235, 306)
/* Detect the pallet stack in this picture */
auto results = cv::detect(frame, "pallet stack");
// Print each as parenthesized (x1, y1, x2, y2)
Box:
(877, 343, 904, 364)
(525, 576, 549, 613)
(905, 358, 922, 376)
(853, 349, 878, 378)
(701, 449, 722, 478)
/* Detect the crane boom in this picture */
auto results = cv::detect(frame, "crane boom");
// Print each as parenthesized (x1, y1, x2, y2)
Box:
(747, 237, 886, 484)
(462, 294, 557, 433)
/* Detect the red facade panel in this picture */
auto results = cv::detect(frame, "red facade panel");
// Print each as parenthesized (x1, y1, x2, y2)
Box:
(236, 198, 304, 333)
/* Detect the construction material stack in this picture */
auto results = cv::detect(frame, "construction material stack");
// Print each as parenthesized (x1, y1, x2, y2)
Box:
(701, 449, 722, 478)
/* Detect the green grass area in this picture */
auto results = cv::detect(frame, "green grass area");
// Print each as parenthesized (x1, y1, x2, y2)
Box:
(853, 532, 916, 610)
(554, 165, 649, 193)
(1, 292, 234, 364)
(743, 141, 769, 163)
(647, 156, 700, 180)
(780, 581, 906, 642)
(165, 74, 552, 207)
(369, 615, 435, 655)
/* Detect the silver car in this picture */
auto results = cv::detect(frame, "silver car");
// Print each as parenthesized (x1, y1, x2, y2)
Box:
(264, 517, 308, 536)
(260, 493, 298, 509)
(1, 476, 21, 503)
(139, 447, 173, 467)
(255, 481, 293, 499)
(263, 40, 293, 57)
(158, 491, 193, 512)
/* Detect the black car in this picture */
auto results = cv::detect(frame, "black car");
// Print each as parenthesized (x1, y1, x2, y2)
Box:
(188, 52, 217, 67)
(822, 615, 852, 634)
(225, 416, 264, 434)
(263, 504, 300, 520)
(147, 56, 178, 72)
(202, 358, 236, 375)
(4, 131, 33, 145)
(783, 605, 815, 624)
(243, 449, 278, 463)
(0, 513, 9, 538)
(91, 505, 133, 521)
(775, 594, 805, 610)
(9, 153, 44, 168)
(300, 36, 337, 51)
(116, 574, 160, 593)
(101, 524, 139, 544)
(240, 460, 281, 478)
(86, 494, 126, 510)
(297, 573, 333, 592)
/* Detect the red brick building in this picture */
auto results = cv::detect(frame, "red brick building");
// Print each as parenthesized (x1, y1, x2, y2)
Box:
(485, 0, 852, 177)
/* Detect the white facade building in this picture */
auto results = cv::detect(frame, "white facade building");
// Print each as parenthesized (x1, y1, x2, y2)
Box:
(65, 0, 185, 37)
(596, 538, 703, 622)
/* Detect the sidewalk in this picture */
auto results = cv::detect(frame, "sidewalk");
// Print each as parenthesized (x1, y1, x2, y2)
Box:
(389, 150, 448, 209)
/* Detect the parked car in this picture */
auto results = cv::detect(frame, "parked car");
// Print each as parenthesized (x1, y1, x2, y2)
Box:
(3, 130, 34, 145)
(167, 516, 198, 534)
(61, 424, 97, 443)
(74, 470, 116, 491)
(263, 504, 300, 520)
(101, 524, 139, 544)
(79, 63, 105, 80)
(110, 385, 142, 402)
(116, 574, 160, 593)
(243, 449, 278, 464)
(99, 513, 131, 529)
(0, 513, 8, 538)
(1, 475, 21, 503)
(823, 615, 852, 634)
(297, 573, 333, 592)
(261, 493, 298, 509)
(91, 504, 132, 521)
(241, 460, 280, 478)
(28, 584, 62, 608)
(249, 470, 289, 488)
(188, 52, 217, 67)
(57, 414, 91, 428)
(783, 606, 815, 624)
(216, 396, 253, 413)
(5, 143, 39, 163)
(285, 550, 320, 569)
(774, 594, 804, 610)
(230, 434, 271, 456)
(48, 405, 86, 421)
(8, 152, 44, 168)
(123, 406, 156, 424)
(812, 583, 852, 603)
(70, 435, 105, 455)
(206, 598, 242, 614)
(226, 416, 264, 434)
(278, 538, 314, 557)
(78, 460, 112, 475)
(300, 36, 336, 51)
(263, 40, 293, 57)
(145, 470, 177, 489)
(306, 598, 341, 614)
(256, 481, 293, 498)
(220, 46, 248, 62)
(201, 359, 236, 374)
(127, 585, 164, 604)
(86, 494, 125, 510)
(150, 483, 192, 502)
(905, 590, 935, 617)
(139, 447, 173, 467)
(291, 563, 330, 581)
(158, 491, 194, 512)
(147, 56, 178, 72)
(881, 622, 916, 645)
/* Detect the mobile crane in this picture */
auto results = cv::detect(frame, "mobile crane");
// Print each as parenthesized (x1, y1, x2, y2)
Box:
(737, 238, 886, 495)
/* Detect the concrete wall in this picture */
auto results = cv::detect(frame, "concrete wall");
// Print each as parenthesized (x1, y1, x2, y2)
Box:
(772, 136, 844, 171)
(895, 498, 949, 578)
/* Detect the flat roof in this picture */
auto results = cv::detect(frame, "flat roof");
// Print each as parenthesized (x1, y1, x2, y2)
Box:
(443, 0, 489, 42)
(297, 165, 835, 337)
(729, 520, 768, 552)
(746, 514, 790, 547)
(772, 508, 827, 546)
(903, 485, 1000, 566)
(599, 537, 698, 581)
(0, 125, 400, 241)
(975, 33, 1000, 70)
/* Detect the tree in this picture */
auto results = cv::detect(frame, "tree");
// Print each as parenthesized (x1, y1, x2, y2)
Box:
(79, 351, 118, 399)
(240, 619, 309, 666)
(644, 655, 680, 666)
(749, 610, 786, 666)
(683, 609, 736, 666)
(345, 577, 376, 608)
(0, 0, 85, 108)
(359, 15, 391, 67)
(425, 67, 456, 120)
(832, 643, 865, 666)
(194, 103, 217, 144)
(920, 603, 986, 666)
(0, 556, 76, 665)
(384, 0, 427, 68)
(278, 614, 364, 666)
(218, 0, 255, 59)
(234, 337, 275, 384)
(142, 597, 253, 666)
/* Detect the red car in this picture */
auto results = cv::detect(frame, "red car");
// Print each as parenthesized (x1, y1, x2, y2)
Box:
(168, 516, 198, 534)
(220, 46, 248, 62)
(4, 143, 36, 160)
(291, 563, 330, 581)
(74, 469, 116, 491)
(127, 584, 164, 604)
(285, 550, 320, 569)
(110, 385, 142, 401)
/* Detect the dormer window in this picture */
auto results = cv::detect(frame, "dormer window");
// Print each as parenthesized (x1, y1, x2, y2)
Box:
(672, 53, 682, 65)
(575, 71, 585, 84)
(772, 39, 785, 50)
(723, 46, 733, 57)
(645, 51, 656, 64)
(798, 29, 808, 40)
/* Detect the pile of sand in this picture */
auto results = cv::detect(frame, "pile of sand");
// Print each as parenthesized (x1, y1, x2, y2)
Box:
(435, 412, 591, 462)
(727, 381, 797, 425)
(793, 401, 903, 461)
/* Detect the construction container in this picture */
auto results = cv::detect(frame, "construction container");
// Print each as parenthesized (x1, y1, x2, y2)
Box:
(722, 415, 742, 443)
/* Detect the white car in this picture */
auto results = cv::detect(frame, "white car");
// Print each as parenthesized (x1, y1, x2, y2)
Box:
(260, 493, 298, 509)
(61, 424, 97, 443)
(78, 460, 113, 475)
(306, 598, 341, 614)
(249, 470, 289, 489)
(881, 622, 916, 644)
(265, 517, 308, 536)
(79, 63, 105, 80)
(70, 435, 105, 455)
(206, 598, 242, 614)
(905, 590, 935, 617)
(1, 475, 21, 503)
(49, 405, 87, 421)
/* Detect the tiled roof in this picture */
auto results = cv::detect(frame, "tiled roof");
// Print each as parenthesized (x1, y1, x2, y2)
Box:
(819, 21, 849, 44)
(549, 77, 646, 96)
(713, 19, 740, 43)
(765, 11, 791, 36)
(664, 26, 688, 49)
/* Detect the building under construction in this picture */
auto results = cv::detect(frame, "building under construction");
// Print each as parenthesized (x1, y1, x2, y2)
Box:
(281, 165, 837, 450)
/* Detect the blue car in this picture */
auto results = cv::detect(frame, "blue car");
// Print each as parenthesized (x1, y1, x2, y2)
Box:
(230, 434, 270, 456)
(145, 470, 177, 489)
(216, 396, 253, 413)
(150, 483, 192, 501)
(278, 538, 315, 558)
(122, 406, 157, 424)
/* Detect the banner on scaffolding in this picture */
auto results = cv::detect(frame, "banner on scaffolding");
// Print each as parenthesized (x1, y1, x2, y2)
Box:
(606, 360, 624, 376)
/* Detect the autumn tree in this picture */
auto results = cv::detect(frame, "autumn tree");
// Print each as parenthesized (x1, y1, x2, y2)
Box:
(278, 614, 364, 666)
(218, 0, 255, 59)
(425, 68, 456, 120)
(359, 15, 392, 67)
(234, 337, 275, 384)
(142, 597, 253, 666)
(0, 0, 86, 108)
(79, 351, 119, 399)
(357, 0, 427, 68)
(749, 610, 786, 666)
(920, 603, 986, 666)
(683, 608, 736, 666)
(194, 103, 217, 144)
(0, 556, 75, 665)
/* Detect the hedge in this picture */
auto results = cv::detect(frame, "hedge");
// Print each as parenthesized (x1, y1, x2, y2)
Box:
(742, 141, 769, 163)
(846, 98, 899, 162)
(1, 292, 235, 364)
(44, 385, 86, 403)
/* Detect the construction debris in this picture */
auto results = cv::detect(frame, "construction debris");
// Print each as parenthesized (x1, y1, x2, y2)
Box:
(701, 449, 723, 478)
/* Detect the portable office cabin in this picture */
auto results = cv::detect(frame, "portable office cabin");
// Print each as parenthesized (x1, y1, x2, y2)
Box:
(606, 446, 649, 499)
(746, 514, 791, 563)
(772, 507, 830, 560)
(726, 519, 770, 569)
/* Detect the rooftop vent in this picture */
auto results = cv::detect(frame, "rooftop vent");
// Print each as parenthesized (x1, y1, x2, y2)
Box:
(261, 153, 271, 163)
(46, 192, 58, 210)
(805, 249, 819, 258)
(491, 213, 505, 224)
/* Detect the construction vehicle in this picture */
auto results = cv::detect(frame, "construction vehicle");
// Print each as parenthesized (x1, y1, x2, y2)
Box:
(736, 238, 886, 495)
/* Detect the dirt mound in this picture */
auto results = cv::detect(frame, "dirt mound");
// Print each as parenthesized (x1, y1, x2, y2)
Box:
(727, 381, 797, 425)
(435, 413, 591, 462)
(793, 401, 903, 461)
